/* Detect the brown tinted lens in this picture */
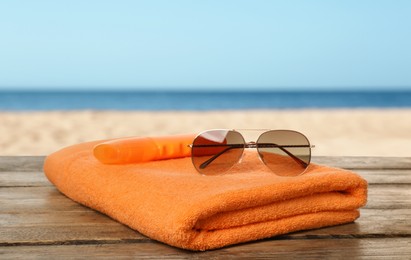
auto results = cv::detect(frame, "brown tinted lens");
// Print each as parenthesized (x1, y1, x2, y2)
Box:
(191, 130, 244, 175)
(257, 130, 311, 176)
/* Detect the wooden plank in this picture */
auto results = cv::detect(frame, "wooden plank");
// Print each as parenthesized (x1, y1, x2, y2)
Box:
(292, 208, 411, 237)
(0, 211, 149, 244)
(1, 156, 410, 257)
(0, 238, 410, 258)
(0, 171, 51, 187)
(0, 187, 89, 213)
(0, 156, 45, 172)
(0, 156, 411, 173)
(1, 184, 409, 213)
(0, 225, 146, 246)
(1, 181, 410, 244)
(1, 209, 409, 246)
(366, 185, 411, 209)
(355, 169, 411, 184)
(1, 164, 410, 188)
(1, 169, 410, 187)
(312, 156, 411, 170)
(0, 211, 122, 227)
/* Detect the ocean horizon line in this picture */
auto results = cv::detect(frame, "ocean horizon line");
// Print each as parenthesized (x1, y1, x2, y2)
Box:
(0, 86, 411, 93)
(1, 89, 411, 111)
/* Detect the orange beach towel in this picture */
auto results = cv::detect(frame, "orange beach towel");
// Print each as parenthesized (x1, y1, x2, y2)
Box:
(44, 138, 368, 251)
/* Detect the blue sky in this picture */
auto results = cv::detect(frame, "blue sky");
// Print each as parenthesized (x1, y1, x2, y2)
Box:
(0, 0, 410, 91)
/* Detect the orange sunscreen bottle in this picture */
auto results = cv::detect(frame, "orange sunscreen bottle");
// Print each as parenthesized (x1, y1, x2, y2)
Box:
(93, 134, 196, 164)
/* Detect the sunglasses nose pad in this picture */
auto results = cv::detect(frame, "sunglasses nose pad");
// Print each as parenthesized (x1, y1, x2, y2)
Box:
(237, 150, 246, 164)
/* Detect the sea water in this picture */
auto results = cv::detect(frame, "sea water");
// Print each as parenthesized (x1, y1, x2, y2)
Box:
(0, 90, 410, 110)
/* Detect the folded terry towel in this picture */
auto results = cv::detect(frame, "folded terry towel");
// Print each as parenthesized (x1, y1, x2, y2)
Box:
(44, 139, 368, 251)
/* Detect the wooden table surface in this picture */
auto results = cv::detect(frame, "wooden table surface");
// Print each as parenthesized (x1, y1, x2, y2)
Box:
(1, 156, 410, 259)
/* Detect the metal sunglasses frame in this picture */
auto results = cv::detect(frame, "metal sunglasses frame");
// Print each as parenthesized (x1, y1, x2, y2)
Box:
(189, 129, 315, 174)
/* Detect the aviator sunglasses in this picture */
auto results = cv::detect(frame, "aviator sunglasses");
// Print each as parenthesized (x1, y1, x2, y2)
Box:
(189, 129, 315, 176)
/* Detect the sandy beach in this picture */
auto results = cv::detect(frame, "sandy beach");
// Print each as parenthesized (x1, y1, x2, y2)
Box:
(1, 109, 410, 157)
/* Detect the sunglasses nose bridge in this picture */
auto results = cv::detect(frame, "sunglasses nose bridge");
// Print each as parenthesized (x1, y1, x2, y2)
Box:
(241, 141, 266, 166)
(244, 141, 258, 149)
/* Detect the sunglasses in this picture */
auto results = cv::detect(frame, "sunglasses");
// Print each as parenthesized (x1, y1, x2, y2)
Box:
(189, 129, 314, 176)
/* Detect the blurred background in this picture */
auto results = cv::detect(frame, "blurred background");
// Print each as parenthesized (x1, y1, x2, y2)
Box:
(0, 0, 410, 156)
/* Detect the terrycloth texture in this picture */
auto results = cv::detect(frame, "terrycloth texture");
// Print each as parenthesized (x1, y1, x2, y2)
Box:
(44, 140, 368, 251)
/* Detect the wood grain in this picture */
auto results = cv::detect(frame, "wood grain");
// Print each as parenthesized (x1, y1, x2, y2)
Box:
(1, 156, 410, 258)
(0, 156, 45, 172)
(1, 158, 411, 188)
(1, 184, 408, 213)
(1, 238, 410, 259)
(1, 186, 410, 244)
(1, 156, 410, 173)
(0, 171, 51, 187)
(355, 169, 411, 184)
(1, 209, 409, 246)
(312, 156, 411, 169)
(1, 169, 410, 187)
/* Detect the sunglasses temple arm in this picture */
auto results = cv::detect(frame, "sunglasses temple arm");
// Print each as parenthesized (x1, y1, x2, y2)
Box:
(258, 143, 308, 168)
(272, 144, 309, 168)
(281, 147, 308, 167)
(198, 145, 241, 169)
